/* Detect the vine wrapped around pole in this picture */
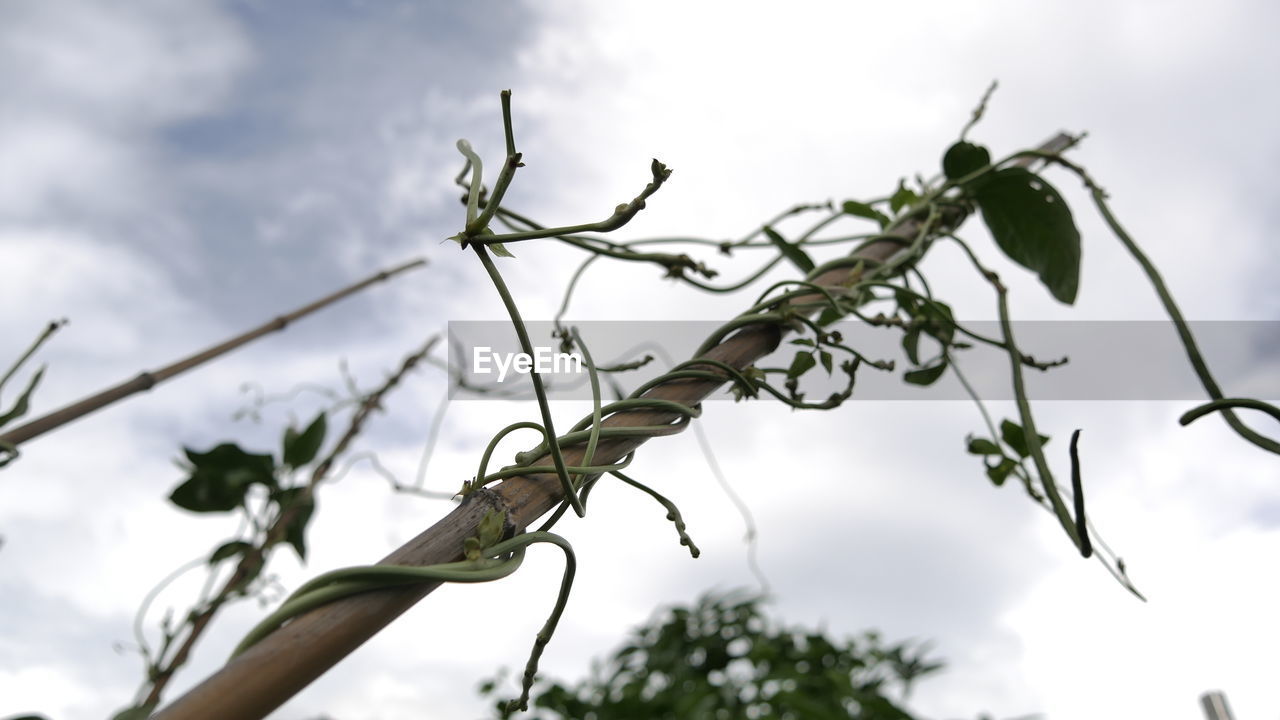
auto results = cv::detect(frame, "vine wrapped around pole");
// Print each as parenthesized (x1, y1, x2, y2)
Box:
(150, 132, 1077, 720)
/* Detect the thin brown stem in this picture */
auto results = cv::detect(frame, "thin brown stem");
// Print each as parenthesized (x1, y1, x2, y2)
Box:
(0, 257, 427, 449)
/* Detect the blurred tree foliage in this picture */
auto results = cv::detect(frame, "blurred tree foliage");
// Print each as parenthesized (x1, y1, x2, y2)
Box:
(481, 591, 942, 719)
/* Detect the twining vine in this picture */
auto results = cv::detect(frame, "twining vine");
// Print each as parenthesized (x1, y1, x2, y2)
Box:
(115, 84, 1280, 719)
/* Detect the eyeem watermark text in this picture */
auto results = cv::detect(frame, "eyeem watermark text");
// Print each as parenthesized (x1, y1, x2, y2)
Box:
(473, 346, 584, 382)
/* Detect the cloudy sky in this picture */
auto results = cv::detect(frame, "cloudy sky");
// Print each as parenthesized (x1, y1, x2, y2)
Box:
(2, 1, 1278, 719)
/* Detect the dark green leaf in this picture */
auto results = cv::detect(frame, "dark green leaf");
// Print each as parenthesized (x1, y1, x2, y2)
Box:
(819, 350, 834, 375)
(171, 443, 276, 513)
(273, 487, 315, 561)
(787, 351, 817, 380)
(209, 540, 253, 565)
(815, 306, 843, 327)
(762, 226, 814, 274)
(0, 366, 45, 427)
(0, 440, 18, 469)
(974, 167, 1082, 304)
(1000, 418, 1050, 458)
(901, 327, 921, 366)
(942, 141, 991, 182)
(170, 474, 244, 513)
(496, 591, 938, 719)
(892, 286, 919, 315)
(904, 361, 947, 386)
(184, 443, 276, 481)
(889, 180, 919, 214)
(283, 412, 327, 469)
(966, 436, 1003, 456)
(986, 458, 1018, 486)
(841, 200, 891, 229)
(920, 300, 956, 346)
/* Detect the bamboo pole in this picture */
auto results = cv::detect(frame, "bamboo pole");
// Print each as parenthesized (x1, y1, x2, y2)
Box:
(0, 257, 426, 448)
(152, 136, 1073, 719)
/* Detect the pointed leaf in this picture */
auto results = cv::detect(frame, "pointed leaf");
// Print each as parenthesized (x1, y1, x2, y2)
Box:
(819, 350, 834, 375)
(283, 412, 327, 469)
(901, 327, 922, 366)
(0, 366, 45, 427)
(489, 242, 516, 258)
(170, 474, 244, 513)
(171, 443, 276, 512)
(762, 226, 814, 274)
(1000, 418, 1050, 458)
(816, 307, 843, 327)
(920, 300, 956, 346)
(974, 168, 1082, 304)
(966, 437, 1003, 456)
(904, 361, 947, 386)
(0, 440, 17, 468)
(841, 200, 890, 229)
(272, 487, 315, 561)
(986, 458, 1018, 486)
(889, 180, 920, 214)
(787, 351, 817, 380)
(209, 540, 253, 565)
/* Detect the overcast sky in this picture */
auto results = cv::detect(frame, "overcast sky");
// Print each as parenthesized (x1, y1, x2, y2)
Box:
(2, 1, 1278, 719)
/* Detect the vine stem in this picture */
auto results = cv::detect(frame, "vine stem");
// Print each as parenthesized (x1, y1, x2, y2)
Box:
(151, 134, 1072, 720)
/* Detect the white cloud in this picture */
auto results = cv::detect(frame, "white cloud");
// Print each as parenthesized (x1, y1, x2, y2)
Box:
(4, 1, 1279, 719)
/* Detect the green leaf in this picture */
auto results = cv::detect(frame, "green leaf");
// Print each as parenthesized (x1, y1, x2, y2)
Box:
(901, 327, 921, 366)
(1000, 418, 1050, 458)
(184, 443, 276, 480)
(889, 180, 920, 214)
(170, 474, 244, 513)
(819, 350, 834, 375)
(209, 540, 252, 565)
(787, 351, 817, 380)
(974, 167, 1082, 304)
(0, 440, 18, 468)
(904, 361, 947, 386)
(762, 226, 814, 274)
(841, 200, 890, 229)
(986, 457, 1018, 486)
(942, 141, 991, 182)
(170, 443, 277, 513)
(489, 242, 516, 258)
(272, 487, 315, 561)
(919, 300, 956, 346)
(966, 436, 1003, 456)
(0, 365, 45, 427)
(815, 306, 843, 327)
(283, 412, 327, 469)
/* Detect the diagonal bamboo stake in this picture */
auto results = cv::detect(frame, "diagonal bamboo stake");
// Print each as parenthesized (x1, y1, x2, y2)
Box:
(0, 257, 426, 449)
(151, 136, 1073, 720)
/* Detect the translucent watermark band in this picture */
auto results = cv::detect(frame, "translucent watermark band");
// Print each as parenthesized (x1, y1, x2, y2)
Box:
(447, 320, 1280, 402)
